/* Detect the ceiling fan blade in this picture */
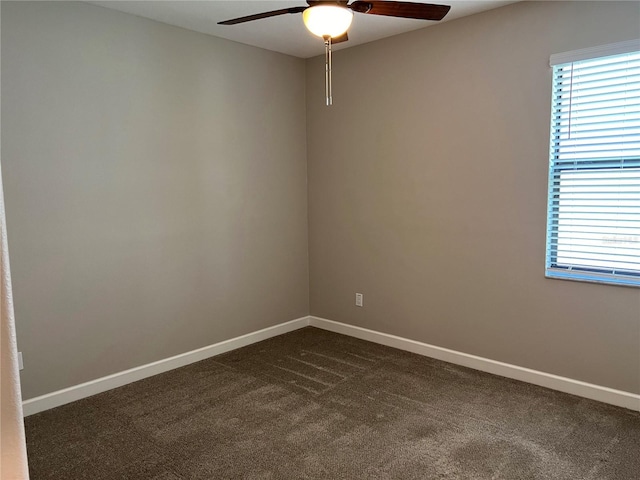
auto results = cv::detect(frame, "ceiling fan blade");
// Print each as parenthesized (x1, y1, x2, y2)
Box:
(332, 32, 349, 44)
(349, 1, 450, 21)
(218, 6, 307, 25)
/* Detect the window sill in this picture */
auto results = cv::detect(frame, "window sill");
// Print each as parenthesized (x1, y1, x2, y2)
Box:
(545, 268, 640, 288)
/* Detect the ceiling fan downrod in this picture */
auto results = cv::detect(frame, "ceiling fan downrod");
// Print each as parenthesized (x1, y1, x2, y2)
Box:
(324, 35, 333, 106)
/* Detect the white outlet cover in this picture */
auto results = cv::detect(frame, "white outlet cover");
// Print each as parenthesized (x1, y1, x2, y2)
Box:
(18, 352, 24, 370)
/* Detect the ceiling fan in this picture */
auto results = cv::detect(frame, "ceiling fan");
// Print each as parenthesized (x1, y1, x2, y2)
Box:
(219, 1, 451, 106)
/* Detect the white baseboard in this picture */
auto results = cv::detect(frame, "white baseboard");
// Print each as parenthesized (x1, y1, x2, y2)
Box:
(24, 315, 640, 416)
(309, 316, 640, 412)
(22, 316, 310, 416)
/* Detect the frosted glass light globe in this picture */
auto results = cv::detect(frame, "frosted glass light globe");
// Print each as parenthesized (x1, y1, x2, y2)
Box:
(303, 5, 353, 38)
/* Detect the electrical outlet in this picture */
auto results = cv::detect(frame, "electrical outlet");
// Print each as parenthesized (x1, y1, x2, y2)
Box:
(18, 352, 24, 371)
(355, 293, 363, 307)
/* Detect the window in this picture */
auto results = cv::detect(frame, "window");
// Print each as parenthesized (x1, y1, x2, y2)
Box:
(546, 41, 640, 287)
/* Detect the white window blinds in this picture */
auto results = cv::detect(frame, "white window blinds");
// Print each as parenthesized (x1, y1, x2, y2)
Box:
(546, 44, 640, 287)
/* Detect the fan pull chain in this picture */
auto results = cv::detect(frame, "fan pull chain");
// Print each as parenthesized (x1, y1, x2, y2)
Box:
(324, 35, 332, 106)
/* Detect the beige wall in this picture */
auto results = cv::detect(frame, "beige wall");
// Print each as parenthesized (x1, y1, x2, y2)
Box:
(307, 1, 640, 394)
(2, 1, 309, 399)
(3, 0, 639, 403)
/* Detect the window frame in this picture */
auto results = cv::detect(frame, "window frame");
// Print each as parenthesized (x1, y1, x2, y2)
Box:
(545, 40, 640, 288)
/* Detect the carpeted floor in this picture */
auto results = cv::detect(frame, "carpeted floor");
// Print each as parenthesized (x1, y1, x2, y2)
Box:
(25, 327, 640, 479)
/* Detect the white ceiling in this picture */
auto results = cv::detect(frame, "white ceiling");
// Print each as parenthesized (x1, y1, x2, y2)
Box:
(89, 1, 519, 58)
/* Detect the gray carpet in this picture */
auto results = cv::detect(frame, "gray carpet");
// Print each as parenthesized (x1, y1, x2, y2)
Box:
(25, 327, 640, 479)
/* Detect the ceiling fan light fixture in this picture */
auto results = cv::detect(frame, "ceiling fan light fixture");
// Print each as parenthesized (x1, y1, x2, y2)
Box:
(302, 5, 353, 38)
